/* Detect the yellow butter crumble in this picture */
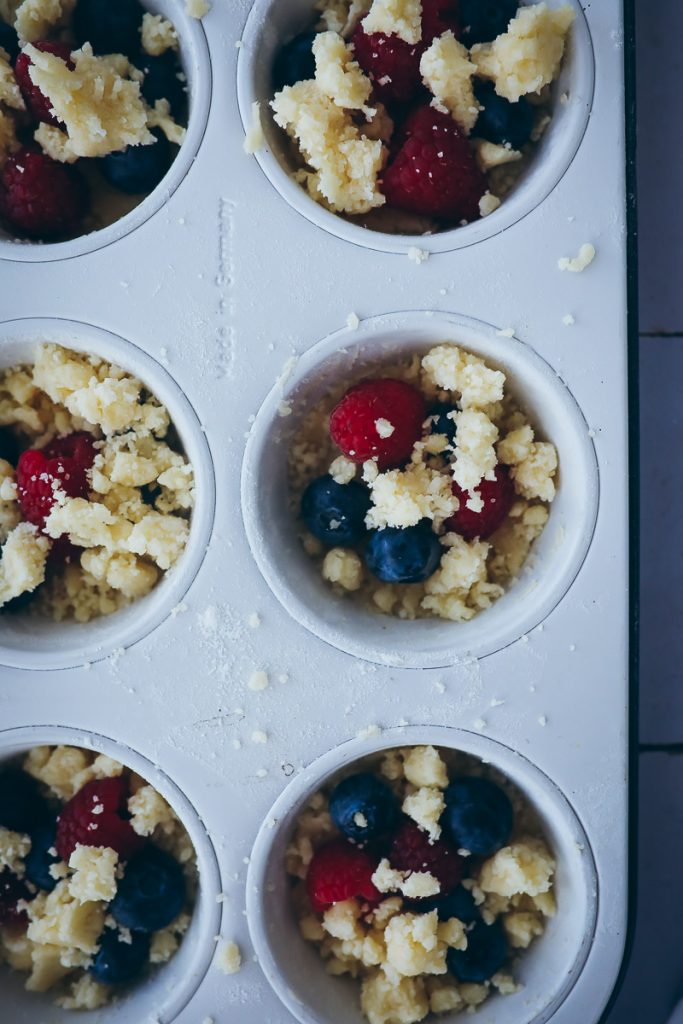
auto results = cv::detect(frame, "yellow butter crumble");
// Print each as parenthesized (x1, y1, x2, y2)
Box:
(472, 3, 576, 102)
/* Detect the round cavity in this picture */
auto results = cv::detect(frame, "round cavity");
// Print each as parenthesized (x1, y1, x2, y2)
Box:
(0, 0, 212, 263)
(236, 0, 594, 255)
(0, 723, 222, 1024)
(247, 725, 598, 1024)
(241, 310, 599, 668)
(0, 317, 216, 671)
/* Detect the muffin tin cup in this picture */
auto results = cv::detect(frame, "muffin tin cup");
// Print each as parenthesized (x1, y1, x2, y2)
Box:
(0, 723, 222, 1024)
(0, 317, 216, 671)
(241, 310, 599, 668)
(247, 725, 598, 1024)
(0, 0, 212, 264)
(236, 0, 595, 255)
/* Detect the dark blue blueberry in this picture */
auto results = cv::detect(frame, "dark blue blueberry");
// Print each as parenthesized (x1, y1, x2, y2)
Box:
(473, 80, 534, 150)
(443, 777, 513, 857)
(329, 773, 399, 843)
(140, 52, 186, 115)
(427, 403, 458, 449)
(460, 0, 518, 45)
(73, 0, 144, 57)
(0, 20, 19, 62)
(0, 427, 21, 466)
(89, 927, 150, 984)
(100, 131, 171, 195)
(273, 31, 317, 91)
(111, 846, 185, 933)
(301, 475, 370, 546)
(25, 821, 59, 892)
(365, 522, 442, 584)
(0, 770, 49, 833)
(446, 919, 508, 982)
(416, 885, 479, 924)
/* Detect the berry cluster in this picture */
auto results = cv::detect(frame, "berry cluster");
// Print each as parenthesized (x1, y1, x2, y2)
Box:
(301, 376, 514, 585)
(305, 763, 515, 985)
(274, 1, 537, 224)
(0, 761, 187, 987)
(0, 0, 184, 241)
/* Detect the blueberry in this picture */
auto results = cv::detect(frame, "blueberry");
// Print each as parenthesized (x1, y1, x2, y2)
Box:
(0, 20, 19, 62)
(140, 52, 186, 115)
(442, 777, 513, 857)
(329, 773, 399, 843)
(301, 475, 370, 546)
(24, 821, 60, 892)
(73, 0, 144, 57)
(417, 885, 479, 924)
(0, 770, 49, 833)
(473, 80, 534, 150)
(99, 131, 171, 195)
(111, 846, 185, 933)
(446, 919, 508, 982)
(273, 31, 317, 91)
(427, 403, 458, 449)
(0, 426, 21, 466)
(89, 927, 150, 984)
(460, 0, 518, 45)
(365, 522, 442, 584)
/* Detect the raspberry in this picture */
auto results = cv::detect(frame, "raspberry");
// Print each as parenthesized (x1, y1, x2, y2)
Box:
(329, 378, 426, 470)
(389, 820, 463, 894)
(0, 871, 31, 926)
(351, 0, 460, 104)
(351, 26, 422, 104)
(445, 465, 515, 540)
(306, 840, 381, 913)
(16, 432, 95, 529)
(55, 777, 145, 862)
(382, 106, 486, 222)
(14, 41, 74, 126)
(0, 148, 88, 240)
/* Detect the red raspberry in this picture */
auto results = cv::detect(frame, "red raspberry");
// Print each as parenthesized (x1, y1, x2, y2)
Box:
(16, 432, 95, 529)
(0, 148, 88, 240)
(352, 0, 460, 104)
(351, 27, 422, 104)
(0, 871, 31, 927)
(329, 378, 426, 470)
(306, 840, 381, 914)
(56, 777, 145, 862)
(445, 465, 515, 540)
(389, 820, 462, 893)
(382, 105, 486, 222)
(14, 41, 74, 126)
(421, 0, 461, 41)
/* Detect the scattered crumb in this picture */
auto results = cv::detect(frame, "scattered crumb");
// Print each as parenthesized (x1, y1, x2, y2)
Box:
(407, 246, 429, 264)
(496, 326, 515, 338)
(538, 715, 547, 727)
(186, 0, 210, 17)
(562, 313, 575, 326)
(558, 243, 595, 273)
(247, 612, 261, 629)
(215, 939, 242, 975)
(473, 718, 487, 730)
(247, 670, 269, 692)
(356, 724, 381, 740)
(251, 730, 268, 744)
(243, 100, 264, 154)
(346, 312, 360, 330)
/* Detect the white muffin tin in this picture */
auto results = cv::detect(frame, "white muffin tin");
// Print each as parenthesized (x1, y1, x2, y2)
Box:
(0, 0, 633, 1021)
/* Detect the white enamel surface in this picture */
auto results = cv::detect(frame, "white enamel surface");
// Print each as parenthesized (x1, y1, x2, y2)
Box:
(0, 0, 630, 1022)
